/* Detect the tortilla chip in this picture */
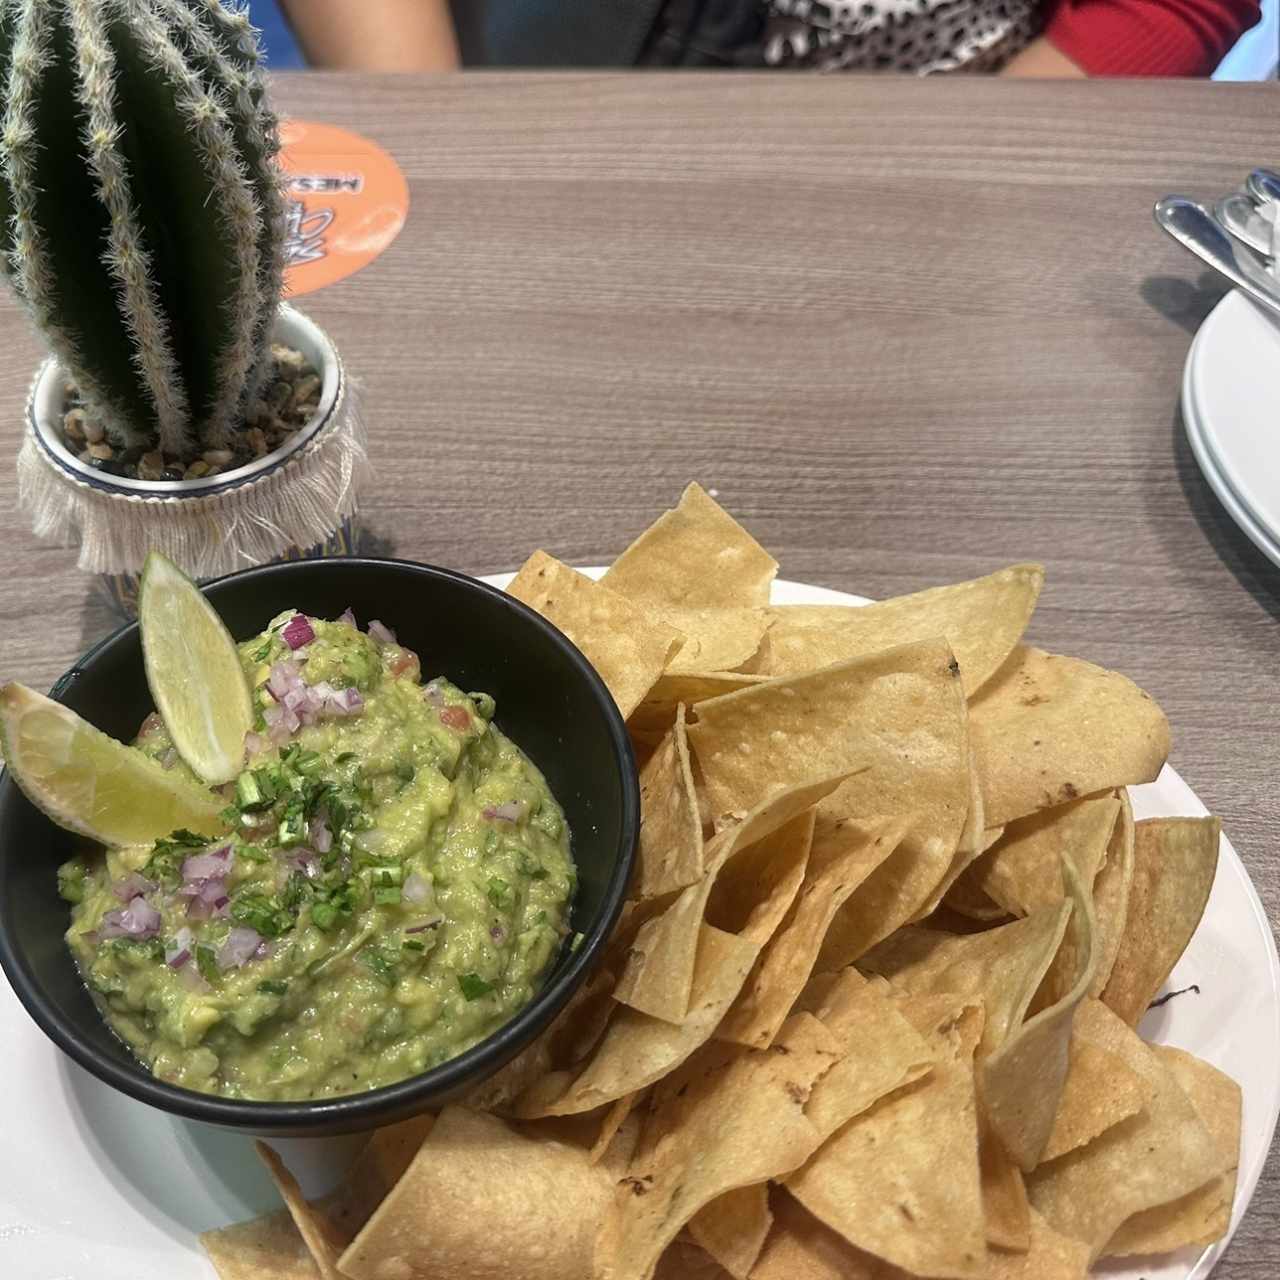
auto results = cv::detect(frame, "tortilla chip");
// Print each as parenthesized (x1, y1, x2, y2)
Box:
(1102, 1046, 1241, 1257)
(339, 1107, 611, 1280)
(761, 563, 1043, 696)
(803, 968, 936, 1142)
(859, 902, 1070, 1057)
(1089, 789, 1134, 997)
(653, 1238, 735, 1280)
(599, 1014, 837, 1280)
(1026, 999, 1229, 1262)
(687, 637, 967, 835)
(627, 672, 770, 741)
(661, 607, 771, 676)
(688, 1183, 773, 1280)
(706, 807, 815, 946)
(1101, 816, 1220, 1027)
(589, 1092, 642, 1167)
(325, 1115, 436, 1242)
(635, 705, 704, 899)
(615, 774, 846, 1024)
(981, 1121, 1031, 1251)
(981, 858, 1098, 1170)
(515, 924, 759, 1117)
(717, 816, 906, 1049)
(200, 1210, 320, 1280)
(602, 482, 778, 610)
(970, 796, 1120, 918)
(896, 990, 987, 1063)
(256, 1142, 345, 1280)
(911, 746, 989, 922)
(1041, 1039, 1152, 1163)
(987, 1209, 1091, 1280)
(507, 551, 684, 719)
(785, 1059, 985, 1278)
(944, 871, 1010, 922)
(968, 647, 1170, 829)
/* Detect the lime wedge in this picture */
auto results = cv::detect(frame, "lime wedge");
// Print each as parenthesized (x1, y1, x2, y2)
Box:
(0, 683, 225, 844)
(139, 551, 253, 785)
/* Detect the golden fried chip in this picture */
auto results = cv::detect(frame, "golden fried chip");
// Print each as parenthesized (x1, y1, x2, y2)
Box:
(326, 1116, 436, 1243)
(706, 807, 815, 946)
(717, 817, 906, 1049)
(896, 990, 987, 1063)
(859, 902, 1070, 1057)
(688, 1183, 773, 1280)
(627, 672, 769, 741)
(981, 1121, 1031, 1251)
(339, 1108, 611, 1280)
(987, 1209, 1091, 1280)
(802, 968, 936, 1141)
(970, 796, 1120, 918)
(515, 924, 759, 1117)
(590, 1092, 642, 1167)
(635, 705, 704, 899)
(1026, 1000, 1229, 1262)
(912, 746, 988, 922)
(661, 607, 771, 676)
(1102, 816, 1220, 1027)
(785, 1060, 985, 1278)
(615, 774, 845, 1023)
(599, 1014, 838, 1280)
(507, 551, 684, 719)
(1041, 1039, 1152, 1163)
(981, 858, 1098, 1170)
(200, 1210, 320, 1280)
(969, 647, 1170, 828)
(256, 1142, 345, 1280)
(944, 870, 1010, 922)
(752, 1190, 885, 1280)
(761, 563, 1043, 695)
(602, 482, 778, 609)
(687, 637, 966, 834)
(1089, 789, 1133, 997)
(1103, 1046, 1241, 1257)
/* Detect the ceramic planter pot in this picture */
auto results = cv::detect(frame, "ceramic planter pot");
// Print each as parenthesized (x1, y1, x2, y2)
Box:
(17, 304, 367, 614)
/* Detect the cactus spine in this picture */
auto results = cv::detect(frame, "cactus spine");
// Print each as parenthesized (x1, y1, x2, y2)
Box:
(0, 0, 285, 457)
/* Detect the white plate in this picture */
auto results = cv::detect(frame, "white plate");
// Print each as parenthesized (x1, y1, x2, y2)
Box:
(0, 575, 1275, 1280)
(1183, 289, 1280, 569)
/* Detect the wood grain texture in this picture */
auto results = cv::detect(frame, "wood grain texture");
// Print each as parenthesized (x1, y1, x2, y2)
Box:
(0, 73, 1277, 1272)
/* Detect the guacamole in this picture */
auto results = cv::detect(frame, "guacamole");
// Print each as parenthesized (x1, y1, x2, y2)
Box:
(59, 610, 575, 1102)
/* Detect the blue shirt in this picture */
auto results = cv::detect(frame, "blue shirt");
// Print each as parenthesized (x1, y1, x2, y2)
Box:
(249, 1, 307, 69)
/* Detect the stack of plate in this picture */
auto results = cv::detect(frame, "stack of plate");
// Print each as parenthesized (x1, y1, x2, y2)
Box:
(1182, 288, 1280, 569)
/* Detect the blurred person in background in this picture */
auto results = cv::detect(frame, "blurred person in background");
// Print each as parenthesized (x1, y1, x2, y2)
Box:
(254, 0, 1257, 76)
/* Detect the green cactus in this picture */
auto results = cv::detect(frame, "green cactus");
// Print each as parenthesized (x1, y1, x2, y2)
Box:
(0, 0, 285, 458)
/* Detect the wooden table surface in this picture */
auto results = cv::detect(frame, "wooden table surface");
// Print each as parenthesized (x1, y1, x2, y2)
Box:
(1, 72, 1277, 1274)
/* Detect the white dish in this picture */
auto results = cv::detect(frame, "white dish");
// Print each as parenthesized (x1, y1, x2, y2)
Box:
(1183, 289, 1280, 569)
(0, 574, 1274, 1279)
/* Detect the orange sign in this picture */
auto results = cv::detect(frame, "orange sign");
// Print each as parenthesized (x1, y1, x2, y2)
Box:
(277, 119, 410, 296)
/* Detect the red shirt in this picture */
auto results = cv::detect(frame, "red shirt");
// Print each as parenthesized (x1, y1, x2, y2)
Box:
(1045, 0, 1262, 74)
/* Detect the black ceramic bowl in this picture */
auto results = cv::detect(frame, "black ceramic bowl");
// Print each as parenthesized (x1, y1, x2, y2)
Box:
(0, 558, 638, 1136)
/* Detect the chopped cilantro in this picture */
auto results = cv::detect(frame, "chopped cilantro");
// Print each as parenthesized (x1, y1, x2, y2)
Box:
(257, 979, 288, 996)
(373, 886, 402, 906)
(402, 938, 426, 953)
(231, 892, 294, 938)
(56, 857, 88, 904)
(360, 946, 398, 988)
(487, 876, 512, 909)
(458, 972, 495, 1001)
(394, 760, 416, 784)
(335, 751, 357, 765)
(195, 944, 220, 984)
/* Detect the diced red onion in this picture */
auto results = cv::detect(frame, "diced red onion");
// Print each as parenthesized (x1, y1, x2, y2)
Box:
(254, 939, 274, 961)
(338, 608, 357, 628)
(100, 896, 161, 940)
(329, 686, 363, 716)
(266, 660, 304, 699)
(181, 847, 231, 883)
(165, 926, 195, 969)
(482, 801, 523, 824)
(183, 877, 229, 919)
(112, 872, 156, 902)
(405, 916, 442, 934)
(288, 848, 320, 878)
(282, 614, 315, 651)
(217, 926, 263, 970)
(403, 871, 430, 904)
(244, 731, 267, 758)
(309, 817, 332, 855)
(368, 619, 396, 645)
(159, 747, 178, 771)
(423, 681, 445, 708)
(178, 964, 210, 993)
(490, 924, 506, 944)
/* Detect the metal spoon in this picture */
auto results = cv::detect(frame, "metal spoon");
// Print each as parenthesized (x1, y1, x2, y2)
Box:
(1213, 191, 1273, 258)
(1245, 167, 1280, 207)
(1154, 196, 1280, 321)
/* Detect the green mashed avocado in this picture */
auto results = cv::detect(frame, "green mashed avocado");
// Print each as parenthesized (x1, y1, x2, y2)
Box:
(59, 610, 575, 1102)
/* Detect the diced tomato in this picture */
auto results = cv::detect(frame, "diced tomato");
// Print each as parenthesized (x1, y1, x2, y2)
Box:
(439, 705, 471, 732)
(388, 648, 420, 680)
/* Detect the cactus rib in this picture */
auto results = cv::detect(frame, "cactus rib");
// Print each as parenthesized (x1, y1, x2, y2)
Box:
(152, 0, 285, 418)
(4, 0, 158, 446)
(66, 0, 192, 455)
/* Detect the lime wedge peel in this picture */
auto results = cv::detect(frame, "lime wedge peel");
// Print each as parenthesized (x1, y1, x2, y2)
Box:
(139, 551, 253, 786)
(0, 682, 225, 845)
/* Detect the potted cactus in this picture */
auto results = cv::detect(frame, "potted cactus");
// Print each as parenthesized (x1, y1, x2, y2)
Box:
(2, 0, 366, 612)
